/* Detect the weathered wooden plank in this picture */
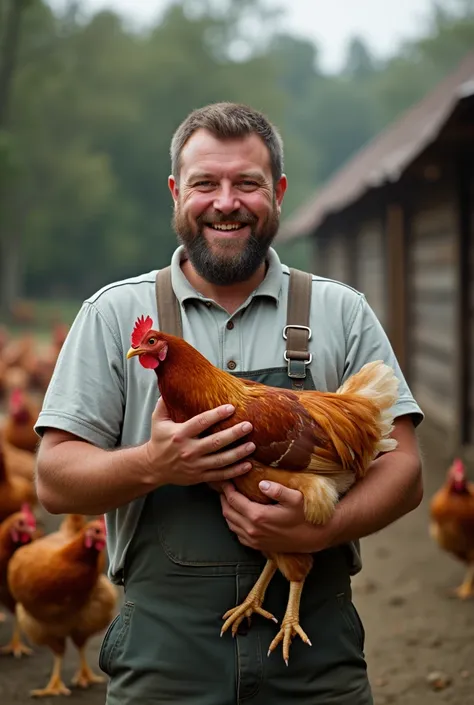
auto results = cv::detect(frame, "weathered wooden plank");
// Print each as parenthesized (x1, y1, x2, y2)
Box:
(412, 324, 455, 357)
(412, 385, 455, 429)
(411, 353, 455, 397)
(411, 238, 455, 265)
(412, 204, 456, 239)
(411, 269, 456, 293)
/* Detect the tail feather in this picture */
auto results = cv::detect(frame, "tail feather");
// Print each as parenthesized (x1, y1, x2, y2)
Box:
(299, 360, 399, 478)
(337, 361, 399, 455)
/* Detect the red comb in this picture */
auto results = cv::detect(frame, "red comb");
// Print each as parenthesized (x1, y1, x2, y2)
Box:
(131, 315, 153, 348)
(21, 503, 36, 529)
(452, 458, 465, 478)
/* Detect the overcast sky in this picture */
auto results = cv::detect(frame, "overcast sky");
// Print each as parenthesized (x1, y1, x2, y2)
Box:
(49, 0, 437, 71)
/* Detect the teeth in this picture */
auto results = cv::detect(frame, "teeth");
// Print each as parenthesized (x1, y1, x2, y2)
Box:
(209, 224, 243, 231)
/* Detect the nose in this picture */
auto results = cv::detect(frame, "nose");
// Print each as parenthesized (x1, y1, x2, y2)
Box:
(213, 184, 240, 215)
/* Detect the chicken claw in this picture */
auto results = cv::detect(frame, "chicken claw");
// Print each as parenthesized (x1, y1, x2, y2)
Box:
(72, 649, 105, 688)
(452, 564, 474, 600)
(31, 655, 71, 697)
(31, 678, 71, 698)
(0, 621, 32, 658)
(0, 640, 33, 658)
(267, 580, 311, 665)
(221, 559, 277, 637)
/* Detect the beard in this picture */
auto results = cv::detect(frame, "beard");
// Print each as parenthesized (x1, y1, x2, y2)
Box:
(172, 201, 280, 285)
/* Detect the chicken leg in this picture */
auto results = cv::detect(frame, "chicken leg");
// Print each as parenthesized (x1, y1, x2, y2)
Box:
(0, 618, 32, 658)
(221, 559, 278, 636)
(454, 563, 474, 599)
(72, 646, 105, 688)
(31, 655, 71, 697)
(267, 580, 312, 665)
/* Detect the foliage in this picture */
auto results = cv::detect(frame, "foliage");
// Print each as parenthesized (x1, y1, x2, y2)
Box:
(0, 0, 473, 306)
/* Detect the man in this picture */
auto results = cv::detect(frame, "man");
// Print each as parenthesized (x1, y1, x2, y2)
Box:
(35, 102, 423, 704)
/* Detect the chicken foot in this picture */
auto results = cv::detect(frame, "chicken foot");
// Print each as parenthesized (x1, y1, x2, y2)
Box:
(267, 579, 311, 665)
(0, 619, 32, 658)
(72, 647, 105, 688)
(453, 563, 474, 600)
(31, 655, 71, 698)
(221, 559, 278, 637)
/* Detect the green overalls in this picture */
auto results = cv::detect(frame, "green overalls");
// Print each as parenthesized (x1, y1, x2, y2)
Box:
(99, 268, 373, 705)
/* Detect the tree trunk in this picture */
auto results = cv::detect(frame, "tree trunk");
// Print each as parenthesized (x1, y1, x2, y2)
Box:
(0, 0, 28, 319)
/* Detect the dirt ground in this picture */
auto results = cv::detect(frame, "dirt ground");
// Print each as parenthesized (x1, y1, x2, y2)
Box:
(0, 422, 473, 704)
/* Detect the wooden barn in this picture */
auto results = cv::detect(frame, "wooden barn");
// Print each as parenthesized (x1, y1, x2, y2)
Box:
(278, 53, 474, 458)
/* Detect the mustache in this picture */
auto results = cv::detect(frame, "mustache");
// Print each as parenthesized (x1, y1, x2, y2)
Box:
(196, 210, 257, 226)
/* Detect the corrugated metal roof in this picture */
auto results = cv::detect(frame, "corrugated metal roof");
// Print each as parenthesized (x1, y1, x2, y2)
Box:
(278, 53, 474, 241)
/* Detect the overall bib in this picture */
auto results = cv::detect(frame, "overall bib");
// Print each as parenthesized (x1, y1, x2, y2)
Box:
(99, 268, 373, 705)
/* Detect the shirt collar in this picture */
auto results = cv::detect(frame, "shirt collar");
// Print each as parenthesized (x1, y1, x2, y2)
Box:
(169, 245, 283, 306)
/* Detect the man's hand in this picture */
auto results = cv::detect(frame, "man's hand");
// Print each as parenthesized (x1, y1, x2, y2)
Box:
(220, 481, 330, 553)
(145, 397, 255, 487)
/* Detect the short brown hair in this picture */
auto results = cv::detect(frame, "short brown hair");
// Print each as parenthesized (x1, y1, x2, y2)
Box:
(170, 102, 284, 185)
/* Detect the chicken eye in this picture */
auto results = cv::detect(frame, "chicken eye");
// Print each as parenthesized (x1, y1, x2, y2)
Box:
(148, 337, 156, 345)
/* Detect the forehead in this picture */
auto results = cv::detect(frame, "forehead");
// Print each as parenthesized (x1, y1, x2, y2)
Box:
(180, 129, 271, 179)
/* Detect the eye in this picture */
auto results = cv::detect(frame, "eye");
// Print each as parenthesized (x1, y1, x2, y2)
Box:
(147, 337, 156, 345)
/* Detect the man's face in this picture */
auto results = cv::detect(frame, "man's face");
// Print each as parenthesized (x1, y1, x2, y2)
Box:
(169, 129, 287, 285)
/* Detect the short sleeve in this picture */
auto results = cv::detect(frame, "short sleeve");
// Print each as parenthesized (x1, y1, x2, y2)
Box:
(343, 295, 424, 427)
(34, 302, 125, 448)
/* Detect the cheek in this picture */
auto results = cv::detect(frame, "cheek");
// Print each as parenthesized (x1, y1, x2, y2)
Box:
(182, 193, 213, 221)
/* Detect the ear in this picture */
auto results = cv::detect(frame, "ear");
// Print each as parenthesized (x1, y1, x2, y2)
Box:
(275, 174, 288, 212)
(168, 175, 179, 204)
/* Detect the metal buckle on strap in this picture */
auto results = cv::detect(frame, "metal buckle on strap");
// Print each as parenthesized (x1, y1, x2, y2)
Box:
(284, 351, 312, 379)
(282, 324, 312, 340)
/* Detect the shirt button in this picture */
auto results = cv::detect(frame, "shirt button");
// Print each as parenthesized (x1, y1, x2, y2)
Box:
(226, 320, 234, 330)
(205, 301, 212, 308)
(227, 360, 237, 370)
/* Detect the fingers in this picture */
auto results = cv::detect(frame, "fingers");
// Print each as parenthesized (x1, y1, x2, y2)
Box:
(205, 461, 252, 484)
(198, 420, 254, 455)
(258, 481, 303, 508)
(182, 404, 236, 437)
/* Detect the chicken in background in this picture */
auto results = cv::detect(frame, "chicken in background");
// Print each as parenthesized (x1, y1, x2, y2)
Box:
(430, 458, 474, 599)
(8, 515, 118, 697)
(127, 316, 399, 663)
(0, 505, 37, 657)
(0, 433, 35, 483)
(2, 388, 41, 454)
(0, 435, 37, 522)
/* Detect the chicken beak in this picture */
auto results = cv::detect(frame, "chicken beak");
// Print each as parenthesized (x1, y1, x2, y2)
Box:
(126, 347, 142, 359)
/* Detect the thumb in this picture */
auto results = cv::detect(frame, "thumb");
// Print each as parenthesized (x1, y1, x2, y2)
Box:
(259, 480, 302, 507)
(152, 395, 170, 421)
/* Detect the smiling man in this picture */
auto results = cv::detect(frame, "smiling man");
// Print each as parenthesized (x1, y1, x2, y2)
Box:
(34, 102, 423, 704)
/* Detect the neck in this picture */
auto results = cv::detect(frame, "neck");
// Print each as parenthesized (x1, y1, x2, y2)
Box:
(155, 336, 245, 420)
(180, 258, 267, 314)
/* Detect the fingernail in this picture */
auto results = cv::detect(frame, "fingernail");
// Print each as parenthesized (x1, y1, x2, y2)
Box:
(225, 405, 235, 413)
(241, 422, 252, 432)
(259, 481, 270, 491)
(246, 442, 255, 452)
(242, 463, 252, 471)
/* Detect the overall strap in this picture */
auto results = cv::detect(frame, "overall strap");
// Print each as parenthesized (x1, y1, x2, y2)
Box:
(284, 268, 313, 390)
(155, 266, 183, 337)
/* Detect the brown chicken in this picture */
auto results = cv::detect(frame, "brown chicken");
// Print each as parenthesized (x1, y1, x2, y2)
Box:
(0, 436, 36, 522)
(2, 388, 41, 454)
(430, 458, 474, 599)
(0, 432, 35, 483)
(127, 315, 399, 662)
(8, 515, 118, 697)
(0, 505, 37, 657)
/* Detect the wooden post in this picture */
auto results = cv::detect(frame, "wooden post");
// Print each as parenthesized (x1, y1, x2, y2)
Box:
(386, 203, 407, 374)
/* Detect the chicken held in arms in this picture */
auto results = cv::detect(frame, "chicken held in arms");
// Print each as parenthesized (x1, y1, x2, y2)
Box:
(430, 458, 474, 599)
(127, 315, 399, 663)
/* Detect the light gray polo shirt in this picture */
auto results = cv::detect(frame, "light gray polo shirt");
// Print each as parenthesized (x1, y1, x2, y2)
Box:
(35, 245, 423, 584)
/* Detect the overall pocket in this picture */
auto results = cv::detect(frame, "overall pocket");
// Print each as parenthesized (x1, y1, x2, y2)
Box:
(99, 601, 134, 676)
